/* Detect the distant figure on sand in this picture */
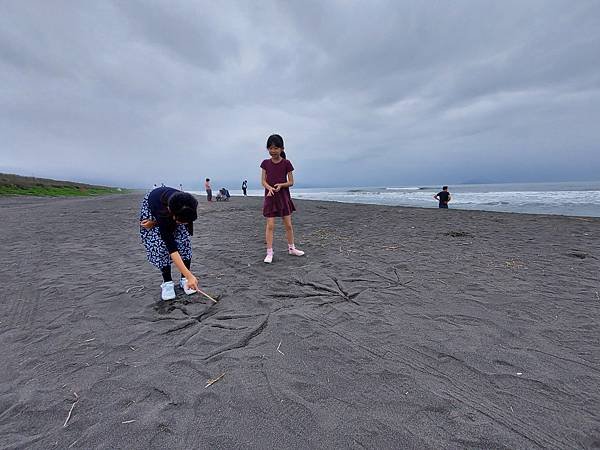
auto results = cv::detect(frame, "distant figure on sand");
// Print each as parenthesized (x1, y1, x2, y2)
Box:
(260, 134, 305, 263)
(139, 186, 200, 301)
(434, 186, 451, 208)
(216, 187, 230, 202)
(242, 180, 248, 196)
(179, 183, 183, 190)
(204, 178, 212, 202)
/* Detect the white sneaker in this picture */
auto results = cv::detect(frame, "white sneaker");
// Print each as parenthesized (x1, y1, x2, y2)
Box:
(288, 247, 305, 256)
(179, 277, 197, 295)
(264, 253, 273, 264)
(160, 281, 176, 301)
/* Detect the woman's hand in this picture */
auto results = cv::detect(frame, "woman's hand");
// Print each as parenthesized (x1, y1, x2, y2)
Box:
(140, 219, 156, 229)
(186, 273, 199, 291)
(266, 187, 276, 196)
(273, 183, 282, 192)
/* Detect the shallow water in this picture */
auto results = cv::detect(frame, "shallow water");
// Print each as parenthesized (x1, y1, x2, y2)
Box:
(212, 181, 600, 217)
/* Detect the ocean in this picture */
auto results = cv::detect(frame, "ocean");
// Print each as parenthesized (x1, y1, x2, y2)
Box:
(208, 181, 600, 218)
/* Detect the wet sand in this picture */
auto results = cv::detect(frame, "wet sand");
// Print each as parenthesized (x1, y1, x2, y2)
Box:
(1, 193, 599, 449)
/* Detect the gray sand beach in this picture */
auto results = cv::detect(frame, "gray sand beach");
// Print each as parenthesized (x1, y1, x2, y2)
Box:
(1, 193, 599, 449)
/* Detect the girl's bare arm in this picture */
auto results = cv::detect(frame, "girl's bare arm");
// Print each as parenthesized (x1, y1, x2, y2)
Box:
(261, 169, 275, 195)
(275, 171, 294, 189)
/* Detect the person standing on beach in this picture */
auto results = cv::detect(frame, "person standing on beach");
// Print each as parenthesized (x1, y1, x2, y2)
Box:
(242, 180, 248, 196)
(204, 178, 212, 202)
(434, 186, 451, 208)
(260, 134, 305, 263)
(139, 186, 201, 300)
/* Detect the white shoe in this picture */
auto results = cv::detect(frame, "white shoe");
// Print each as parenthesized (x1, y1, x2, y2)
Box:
(179, 277, 197, 295)
(288, 247, 305, 256)
(160, 281, 176, 301)
(264, 253, 273, 264)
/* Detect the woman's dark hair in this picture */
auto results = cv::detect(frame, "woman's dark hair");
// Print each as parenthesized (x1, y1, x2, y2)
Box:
(168, 192, 198, 223)
(266, 134, 286, 159)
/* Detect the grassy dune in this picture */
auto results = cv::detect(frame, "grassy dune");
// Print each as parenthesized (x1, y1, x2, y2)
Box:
(0, 173, 125, 197)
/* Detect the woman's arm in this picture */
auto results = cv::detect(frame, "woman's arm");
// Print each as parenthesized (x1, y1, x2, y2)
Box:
(170, 251, 199, 290)
(156, 219, 199, 290)
(140, 219, 156, 229)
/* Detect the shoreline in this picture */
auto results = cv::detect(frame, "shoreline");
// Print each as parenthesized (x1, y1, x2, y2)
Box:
(219, 193, 600, 220)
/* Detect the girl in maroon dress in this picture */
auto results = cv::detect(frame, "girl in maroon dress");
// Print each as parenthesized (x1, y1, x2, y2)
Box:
(260, 134, 305, 263)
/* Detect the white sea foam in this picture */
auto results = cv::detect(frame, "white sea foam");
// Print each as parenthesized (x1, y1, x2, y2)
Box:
(188, 182, 600, 217)
(290, 182, 600, 217)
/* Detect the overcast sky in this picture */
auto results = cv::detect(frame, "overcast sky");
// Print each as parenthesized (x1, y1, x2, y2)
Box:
(1, 0, 599, 189)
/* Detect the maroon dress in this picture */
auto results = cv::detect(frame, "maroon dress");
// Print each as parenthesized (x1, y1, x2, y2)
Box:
(260, 158, 297, 217)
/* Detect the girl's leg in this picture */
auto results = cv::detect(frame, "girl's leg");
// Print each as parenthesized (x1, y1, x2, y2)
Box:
(161, 265, 172, 282)
(283, 215, 305, 256)
(265, 218, 275, 250)
(282, 215, 295, 246)
(264, 218, 276, 263)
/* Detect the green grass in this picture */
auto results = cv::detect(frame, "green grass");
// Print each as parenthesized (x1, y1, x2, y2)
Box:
(0, 185, 125, 197)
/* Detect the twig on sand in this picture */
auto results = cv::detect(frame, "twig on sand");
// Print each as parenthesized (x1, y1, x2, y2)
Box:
(126, 285, 144, 293)
(63, 392, 79, 428)
(205, 373, 225, 388)
(595, 291, 600, 301)
(83, 338, 95, 343)
(277, 341, 285, 355)
(198, 289, 218, 303)
(121, 420, 136, 424)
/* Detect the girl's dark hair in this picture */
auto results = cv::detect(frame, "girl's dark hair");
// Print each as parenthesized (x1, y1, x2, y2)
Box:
(266, 134, 286, 159)
(168, 192, 198, 223)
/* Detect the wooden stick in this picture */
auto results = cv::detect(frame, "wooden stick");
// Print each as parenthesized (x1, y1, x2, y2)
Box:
(126, 285, 144, 293)
(198, 289, 218, 303)
(205, 373, 225, 388)
(63, 393, 79, 428)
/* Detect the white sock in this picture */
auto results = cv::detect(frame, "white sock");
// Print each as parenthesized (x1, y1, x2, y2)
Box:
(267, 248, 273, 255)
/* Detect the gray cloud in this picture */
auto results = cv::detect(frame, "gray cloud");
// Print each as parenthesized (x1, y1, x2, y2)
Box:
(1, 0, 599, 188)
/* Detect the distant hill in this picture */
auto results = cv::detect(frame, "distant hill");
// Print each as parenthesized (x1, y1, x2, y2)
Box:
(0, 173, 124, 197)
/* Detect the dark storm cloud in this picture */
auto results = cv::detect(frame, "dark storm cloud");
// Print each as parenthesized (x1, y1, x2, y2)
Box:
(1, 0, 599, 188)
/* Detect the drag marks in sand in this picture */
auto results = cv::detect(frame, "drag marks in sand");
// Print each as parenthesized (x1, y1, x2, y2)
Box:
(298, 306, 571, 449)
(134, 292, 271, 360)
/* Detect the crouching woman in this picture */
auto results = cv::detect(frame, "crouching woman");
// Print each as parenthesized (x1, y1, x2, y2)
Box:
(139, 187, 200, 300)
